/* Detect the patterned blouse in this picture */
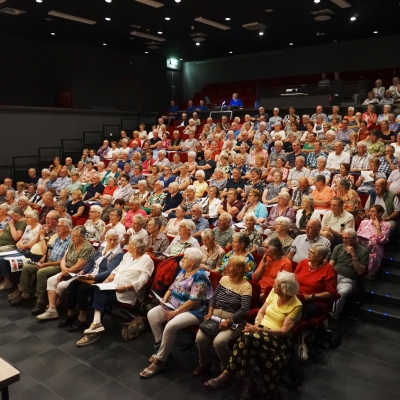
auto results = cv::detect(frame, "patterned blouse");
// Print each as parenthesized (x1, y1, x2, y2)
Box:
(147, 192, 166, 207)
(147, 232, 169, 253)
(169, 269, 213, 321)
(84, 219, 106, 242)
(65, 240, 95, 268)
(264, 182, 289, 201)
(268, 232, 293, 256)
(331, 174, 355, 191)
(217, 251, 256, 280)
(240, 227, 263, 250)
(338, 189, 362, 214)
(365, 140, 386, 156)
(209, 178, 227, 191)
(147, 173, 161, 189)
(200, 244, 226, 271)
(175, 175, 192, 191)
(265, 205, 296, 225)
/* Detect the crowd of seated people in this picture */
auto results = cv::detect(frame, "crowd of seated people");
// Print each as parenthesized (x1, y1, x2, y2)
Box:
(1, 99, 400, 399)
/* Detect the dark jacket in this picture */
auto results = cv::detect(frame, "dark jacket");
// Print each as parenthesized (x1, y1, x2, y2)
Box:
(82, 244, 124, 282)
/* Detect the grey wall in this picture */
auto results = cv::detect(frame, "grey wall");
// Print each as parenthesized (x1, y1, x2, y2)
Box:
(0, 33, 168, 112)
(0, 108, 145, 165)
(183, 34, 400, 99)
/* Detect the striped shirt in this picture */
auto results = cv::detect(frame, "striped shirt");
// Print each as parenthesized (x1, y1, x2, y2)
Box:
(210, 276, 252, 323)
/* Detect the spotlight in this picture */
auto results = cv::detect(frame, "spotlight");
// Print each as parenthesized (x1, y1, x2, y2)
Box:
(196, 42, 200, 46)
(350, 16, 356, 21)
(259, 31, 264, 36)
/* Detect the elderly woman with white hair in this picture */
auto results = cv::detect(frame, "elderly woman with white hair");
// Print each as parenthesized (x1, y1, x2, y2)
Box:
(183, 119, 197, 136)
(295, 195, 319, 232)
(193, 170, 208, 198)
(164, 220, 200, 256)
(37, 168, 50, 187)
(17, 196, 31, 213)
(176, 164, 192, 192)
(240, 213, 263, 252)
(186, 152, 198, 176)
(321, 130, 337, 154)
(267, 216, 294, 256)
(76, 235, 154, 345)
(205, 271, 302, 399)
(143, 181, 166, 213)
(59, 228, 124, 332)
(199, 228, 225, 271)
(0, 204, 11, 230)
(140, 247, 212, 378)
(84, 205, 106, 242)
(37, 226, 96, 320)
(130, 180, 150, 206)
(308, 156, 331, 186)
(121, 214, 149, 248)
(102, 162, 120, 185)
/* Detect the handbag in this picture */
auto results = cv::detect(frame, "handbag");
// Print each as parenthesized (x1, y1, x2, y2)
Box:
(121, 314, 146, 341)
(199, 318, 220, 337)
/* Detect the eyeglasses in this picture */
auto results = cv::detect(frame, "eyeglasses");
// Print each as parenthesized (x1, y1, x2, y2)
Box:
(308, 250, 316, 255)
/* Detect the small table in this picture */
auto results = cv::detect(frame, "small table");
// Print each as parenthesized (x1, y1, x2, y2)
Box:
(0, 358, 20, 400)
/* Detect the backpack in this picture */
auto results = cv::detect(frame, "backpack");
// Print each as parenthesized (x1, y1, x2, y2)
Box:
(140, 255, 183, 315)
(151, 254, 183, 297)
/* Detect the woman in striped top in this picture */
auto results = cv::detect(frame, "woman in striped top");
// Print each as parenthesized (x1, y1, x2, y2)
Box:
(194, 256, 252, 376)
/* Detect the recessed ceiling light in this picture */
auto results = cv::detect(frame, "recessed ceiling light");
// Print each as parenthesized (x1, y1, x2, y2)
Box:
(103, 43, 107, 45)
(259, 31, 264, 36)
(373, 31, 378, 34)
(105, 17, 111, 21)
(165, 17, 170, 20)
(180, 58, 183, 60)
(225, 17, 231, 20)
(175, 0, 181, 2)
(314, 0, 320, 3)
(289, 42, 293, 45)
(105, 0, 112, 2)
(229, 51, 232, 53)
(350, 16, 356, 21)
(158, 31, 162, 34)
(145, 51, 148, 53)
(36, 0, 43, 3)
(51, 32, 55, 35)
(196, 42, 200, 46)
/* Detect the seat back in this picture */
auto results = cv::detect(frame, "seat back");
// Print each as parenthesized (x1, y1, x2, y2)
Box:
(248, 280, 261, 309)
(209, 271, 222, 290)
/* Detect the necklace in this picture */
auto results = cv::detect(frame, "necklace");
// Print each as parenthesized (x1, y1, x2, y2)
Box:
(185, 267, 200, 278)
(308, 262, 322, 272)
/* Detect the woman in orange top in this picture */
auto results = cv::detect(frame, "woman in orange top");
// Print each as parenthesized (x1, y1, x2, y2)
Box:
(252, 237, 291, 298)
(294, 243, 336, 319)
(102, 177, 118, 196)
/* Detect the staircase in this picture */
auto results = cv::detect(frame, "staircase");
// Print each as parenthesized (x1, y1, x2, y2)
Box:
(359, 250, 400, 324)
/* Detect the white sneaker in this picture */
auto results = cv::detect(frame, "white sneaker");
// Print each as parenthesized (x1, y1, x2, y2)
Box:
(0, 281, 12, 291)
(37, 309, 59, 320)
(84, 323, 105, 334)
(298, 344, 308, 361)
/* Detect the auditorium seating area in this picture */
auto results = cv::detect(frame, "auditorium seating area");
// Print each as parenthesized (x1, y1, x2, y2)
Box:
(1, 75, 400, 399)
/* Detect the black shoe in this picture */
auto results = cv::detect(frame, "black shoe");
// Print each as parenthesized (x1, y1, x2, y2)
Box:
(58, 315, 76, 328)
(31, 302, 46, 315)
(68, 320, 87, 332)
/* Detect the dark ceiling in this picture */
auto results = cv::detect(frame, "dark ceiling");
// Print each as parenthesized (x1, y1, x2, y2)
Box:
(0, 0, 399, 62)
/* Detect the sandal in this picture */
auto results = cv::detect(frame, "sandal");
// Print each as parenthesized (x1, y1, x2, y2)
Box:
(139, 362, 164, 379)
(193, 362, 212, 377)
(204, 375, 231, 390)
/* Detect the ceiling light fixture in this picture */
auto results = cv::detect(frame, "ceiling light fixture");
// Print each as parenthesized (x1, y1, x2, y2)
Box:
(195, 17, 230, 30)
(105, 0, 112, 2)
(175, 0, 181, 2)
(265, 9, 273, 12)
(48, 10, 97, 24)
(289, 42, 293, 45)
(130, 31, 166, 41)
(134, 0, 164, 8)
(350, 16, 356, 21)
(180, 58, 183, 60)
(165, 17, 170, 20)
(329, 0, 352, 8)
(225, 17, 231, 20)
(259, 31, 264, 36)
(158, 31, 162, 34)
(103, 43, 107, 45)
(36, 0, 43, 3)
(145, 51, 148, 53)
(196, 42, 200, 46)
(314, 0, 320, 3)
(51, 32, 55, 35)
(229, 51, 232, 53)
(374, 31, 378, 33)
(105, 17, 111, 21)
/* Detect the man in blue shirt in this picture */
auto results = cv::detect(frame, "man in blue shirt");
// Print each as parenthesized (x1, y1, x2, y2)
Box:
(186, 100, 195, 112)
(229, 93, 243, 108)
(191, 204, 210, 241)
(195, 100, 208, 112)
(165, 100, 179, 126)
